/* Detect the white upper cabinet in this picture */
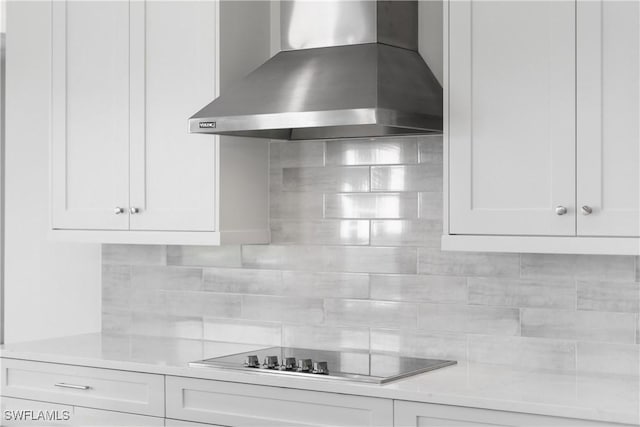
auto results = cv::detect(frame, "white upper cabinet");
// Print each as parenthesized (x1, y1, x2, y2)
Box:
(445, 0, 640, 254)
(51, 1, 130, 230)
(128, 1, 217, 232)
(50, 0, 270, 245)
(448, 0, 576, 236)
(577, 0, 640, 237)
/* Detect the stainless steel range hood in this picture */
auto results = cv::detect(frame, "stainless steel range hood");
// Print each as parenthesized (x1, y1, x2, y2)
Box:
(189, 1, 442, 140)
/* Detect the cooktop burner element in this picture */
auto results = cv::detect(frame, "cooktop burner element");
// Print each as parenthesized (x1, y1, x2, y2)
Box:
(190, 347, 456, 384)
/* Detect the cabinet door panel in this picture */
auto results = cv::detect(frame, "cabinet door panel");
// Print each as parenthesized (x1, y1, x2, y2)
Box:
(577, 0, 640, 236)
(0, 397, 163, 427)
(51, 1, 130, 230)
(394, 401, 624, 427)
(0, 359, 164, 417)
(129, 1, 217, 231)
(166, 376, 393, 427)
(449, 1, 576, 236)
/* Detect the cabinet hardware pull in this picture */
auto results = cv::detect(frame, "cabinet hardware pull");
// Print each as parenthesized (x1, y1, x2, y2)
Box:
(555, 206, 568, 216)
(129, 207, 140, 214)
(54, 383, 91, 390)
(581, 205, 593, 215)
(114, 207, 124, 215)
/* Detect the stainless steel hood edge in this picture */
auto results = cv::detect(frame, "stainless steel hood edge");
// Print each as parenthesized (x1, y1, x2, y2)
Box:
(189, 1, 443, 140)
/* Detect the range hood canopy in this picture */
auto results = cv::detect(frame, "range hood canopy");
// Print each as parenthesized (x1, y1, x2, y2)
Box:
(189, 1, 443, 140)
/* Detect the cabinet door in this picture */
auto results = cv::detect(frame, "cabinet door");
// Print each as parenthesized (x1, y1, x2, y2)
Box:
(0, 397, 163, 427)
(129, 1, 217, 232)
(448, 1, 576, 236)
(166, 376, 393, 427)
(394, 401, 625, 427)
(577, 1, 640, 237)
(51, 1, 130, 230)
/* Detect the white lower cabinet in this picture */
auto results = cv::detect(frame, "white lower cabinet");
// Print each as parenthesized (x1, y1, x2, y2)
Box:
(0, 359, 164, 417)
(0, 397, 163, 427)
(0, 359, 631, 427)
(165, 376, 393, 427)
(394, 400, 630, 427)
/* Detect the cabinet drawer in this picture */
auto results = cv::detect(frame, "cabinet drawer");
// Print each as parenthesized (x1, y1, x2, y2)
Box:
(1, 396, 164, 426)
(166, 376, 393, 427)
(394, 400, 633, 427)
(0, 359, 164, 417)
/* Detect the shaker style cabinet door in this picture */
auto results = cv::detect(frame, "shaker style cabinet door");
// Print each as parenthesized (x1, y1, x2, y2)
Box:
(577, 0, 640, 237)
(51, 1, 130, 230)
(448, 1, 576, 236)
(393, 401, 626, 427)
(128, 1, 217, 232)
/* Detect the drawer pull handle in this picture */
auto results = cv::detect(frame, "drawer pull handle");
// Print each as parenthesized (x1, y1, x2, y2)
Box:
(54, 383, 91, 390)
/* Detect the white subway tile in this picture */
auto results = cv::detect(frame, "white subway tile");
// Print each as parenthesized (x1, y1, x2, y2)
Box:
(270, 192, 324, 219)
(271, 219, 370, 245)
(283, 167, 369, 192)
(419, 249, 520, 277)
(468, 335, 576, 372)
(129, 313, 202, 340)
(241, 295, 324, 324)
(522, 308, 637, 344)
(130, 265, 202, 291)
(204, 318, 282, 346)
(279, 141, 325, 167)
(418, 192, 443, 220)
(577, 342, 640, 376)
(283, 325, 370, 351)
(370, 274, 466, 303)
(324, 193, 418, 219)
(417, 135, 443, 164)
(281, 271, 369, 299)
(371, 164, 442, 192)
(577, 280, 640, 313)
(468, 277, 576, 309)
(521, 254, 636, 281)
(418, 303, 520, 335)
(103, 244, 166, 265)
(242, 245, 417, 274)
(325, 137, 418, 166)
(203, 268, 282, 294)
(325, 299, 417, 328)
(371, 219, 441, 247)
(370, 329, 467, 360)
(167, 245, 242, 268)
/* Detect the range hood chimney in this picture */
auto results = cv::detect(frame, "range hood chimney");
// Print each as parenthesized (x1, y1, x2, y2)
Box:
(189, 0, 442, 140)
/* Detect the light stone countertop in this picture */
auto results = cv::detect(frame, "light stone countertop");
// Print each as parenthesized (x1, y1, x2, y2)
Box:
(0, 333, 638, 425)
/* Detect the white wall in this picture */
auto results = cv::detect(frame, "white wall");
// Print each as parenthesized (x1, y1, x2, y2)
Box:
(4, 1, 100, 343)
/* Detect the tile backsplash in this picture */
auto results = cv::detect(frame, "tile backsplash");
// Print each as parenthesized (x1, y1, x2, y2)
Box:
(102, 136, 640, 375)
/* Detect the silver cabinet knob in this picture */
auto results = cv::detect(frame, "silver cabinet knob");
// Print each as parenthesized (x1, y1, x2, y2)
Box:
(581, 205, 593, 215)
(555, 206, 568, 216)
(129, 207, 140, 214)
(114, 207, 124, 215)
